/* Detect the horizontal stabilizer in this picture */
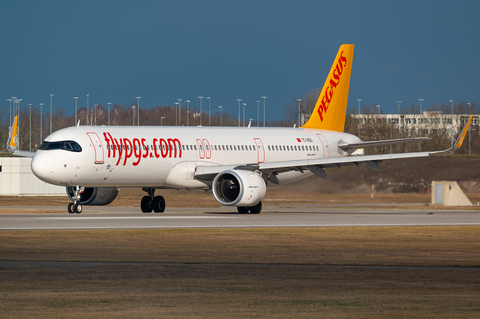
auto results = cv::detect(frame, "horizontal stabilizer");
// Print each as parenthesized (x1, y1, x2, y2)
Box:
(338, 137, 430, 150)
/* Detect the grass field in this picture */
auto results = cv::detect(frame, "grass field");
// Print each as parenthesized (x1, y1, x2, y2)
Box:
(1, 227, 480, 318)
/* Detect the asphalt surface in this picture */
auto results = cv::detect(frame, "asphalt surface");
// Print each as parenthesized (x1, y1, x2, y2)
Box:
(1, 205, 480, 230)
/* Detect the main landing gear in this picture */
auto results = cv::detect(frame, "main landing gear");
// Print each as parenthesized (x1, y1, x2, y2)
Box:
(68, 186, 83, 214)
(141, 188, 166, 213)
(237, 201, 262, 214)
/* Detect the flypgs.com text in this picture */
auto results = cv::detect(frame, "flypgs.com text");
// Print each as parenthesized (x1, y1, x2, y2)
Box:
(103, 132, 182, 166)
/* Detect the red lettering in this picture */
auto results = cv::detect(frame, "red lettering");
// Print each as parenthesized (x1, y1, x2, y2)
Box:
(153, 138, 160, 158)
(115, 138, 124, 166)
(141, 138, 149, 159)
(123, 138, 132, 166)
(132, 138, 142, 166)
(160, 138, 168, 158)
(107, 132, 116, 158)
(340, 50, 347, 67)
(103, 133, 111, 158)
(325, 86, 333, 103)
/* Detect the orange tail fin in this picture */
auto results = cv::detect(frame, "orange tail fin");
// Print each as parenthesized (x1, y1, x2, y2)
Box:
(301, 44, 354, 132)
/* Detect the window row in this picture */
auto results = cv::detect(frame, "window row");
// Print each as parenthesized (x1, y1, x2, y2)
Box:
(268, 144, 319, 152)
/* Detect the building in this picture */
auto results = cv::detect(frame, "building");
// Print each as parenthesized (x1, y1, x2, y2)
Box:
(0, 157, 65, 196)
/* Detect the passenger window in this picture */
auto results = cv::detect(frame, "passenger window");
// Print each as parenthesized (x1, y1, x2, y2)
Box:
(283, 145, 286, 151)
(253, 145, 256, 151)
(241, 145, 244, 151)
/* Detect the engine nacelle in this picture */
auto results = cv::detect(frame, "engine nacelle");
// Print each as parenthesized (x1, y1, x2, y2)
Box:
(212, 169, 266, 206)
(66, 187, 119, 206)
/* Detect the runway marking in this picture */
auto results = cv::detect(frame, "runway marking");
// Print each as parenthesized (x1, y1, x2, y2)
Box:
(1, 261, 479, 271)
(3, 222, 480, 231)
(44, 216, 237, 220)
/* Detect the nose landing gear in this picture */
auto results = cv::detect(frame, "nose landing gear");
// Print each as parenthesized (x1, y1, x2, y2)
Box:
(141, 187, 165, 213)
(68, 186, 83, 214)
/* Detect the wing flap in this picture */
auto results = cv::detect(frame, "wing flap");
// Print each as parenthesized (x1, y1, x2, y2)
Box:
(338, 137, 430, 150)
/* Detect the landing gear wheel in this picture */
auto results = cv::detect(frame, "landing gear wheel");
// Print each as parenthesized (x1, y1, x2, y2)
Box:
(237, 206, 249, 214)
(73, 203, 82, 214)
(249, 201, 262, 214)
(141, 196, 153, 213)
(68, 203, 75, 214)
(152, 196, 165, 213)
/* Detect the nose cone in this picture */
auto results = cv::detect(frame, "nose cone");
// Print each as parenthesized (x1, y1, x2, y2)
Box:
(31, 151, 56, 184)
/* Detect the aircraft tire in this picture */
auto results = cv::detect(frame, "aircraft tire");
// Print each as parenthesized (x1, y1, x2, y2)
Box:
(249, 201, 262, 214)
(141, 196, 153, 213)
(68, 202, 75, 214)
(152, 196, 165, 213)
(73, 203, 82, 214)
(237, 206, 249, 214)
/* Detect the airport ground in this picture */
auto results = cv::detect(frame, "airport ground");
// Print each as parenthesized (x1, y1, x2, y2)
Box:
(2, 156, 480, 318)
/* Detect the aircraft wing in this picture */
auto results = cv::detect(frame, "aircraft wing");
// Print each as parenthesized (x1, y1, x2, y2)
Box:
(195, 116, 473, 183)
(338, 137, 430, 150)
(11, 150, 36, 158)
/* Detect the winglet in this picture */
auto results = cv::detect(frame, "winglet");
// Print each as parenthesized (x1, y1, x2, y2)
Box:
(430, 115, 473, 154)
(301, 44, 355, 132)
(6, 116, 18, 152)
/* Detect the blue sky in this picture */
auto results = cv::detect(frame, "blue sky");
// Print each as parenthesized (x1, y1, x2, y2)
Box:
(1, 0, 479, 123)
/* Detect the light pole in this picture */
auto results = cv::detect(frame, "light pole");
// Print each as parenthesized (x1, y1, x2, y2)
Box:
(262, 96, 267, 127)
(49, 94, 53, 134)
(74, 97, 79, 125)
(29, 103, 32, 151)
(207, 97, 211, 126)
(132, 105, 135, 126)
(219, 106, 222, 126)
(418, 98, 424, 113)
(449, 100, 454, 153)
(107, 102, 111, 125)
(467, 102, 471, 155)
(177, 99, 182, 126)
(174, 102, 178, 126)
(376, 105, 380, 114)
(397, 101, 401, 138)
(237, 99, 242, 126)
(296, 99, 302, 127)
(186, 100, 190, 126)
(39, 103, 43, 142)
(357, 98, 362, 136)
(161, 116, 165, 126)
(17, 99, 22, 146)
(243, 103, 246, 127)
(7, 99, 12, 125)
(94, 104, 98, 125)
(86, 93, 89, 125)
(135, 97, 141, 126)
(11, 97, 17, 119)
(198, 96, 204, 126)
(256, 101, 260, 127)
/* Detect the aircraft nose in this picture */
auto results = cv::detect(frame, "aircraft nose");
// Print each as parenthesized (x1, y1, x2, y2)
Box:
(31, 151, 54, 183)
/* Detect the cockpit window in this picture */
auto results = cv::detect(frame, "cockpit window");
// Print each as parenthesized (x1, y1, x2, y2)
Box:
(39, 140, 82, 152)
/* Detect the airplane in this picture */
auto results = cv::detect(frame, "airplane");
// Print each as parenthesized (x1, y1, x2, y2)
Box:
(7, 44, 472, 214)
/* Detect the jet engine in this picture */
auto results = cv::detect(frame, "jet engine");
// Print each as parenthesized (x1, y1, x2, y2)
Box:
(212, 169, 266, 206)
(66, 187, 119, 206)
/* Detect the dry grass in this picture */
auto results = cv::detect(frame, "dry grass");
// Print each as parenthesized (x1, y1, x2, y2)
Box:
(1, 227, 480, 318)
(2, 190, 480, 210)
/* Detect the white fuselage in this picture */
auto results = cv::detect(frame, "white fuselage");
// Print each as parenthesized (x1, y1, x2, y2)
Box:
(31, 125, 360, 188)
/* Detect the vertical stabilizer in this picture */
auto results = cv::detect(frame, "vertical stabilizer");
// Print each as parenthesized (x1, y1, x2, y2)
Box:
(301, 44, 354, 132)
(7, 116, 18, 152)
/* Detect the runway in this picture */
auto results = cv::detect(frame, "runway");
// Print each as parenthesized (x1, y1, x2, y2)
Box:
(1, 205, 480, 230)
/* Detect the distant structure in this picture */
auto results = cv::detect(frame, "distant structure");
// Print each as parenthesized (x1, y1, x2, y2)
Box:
(0, 157, 65, 196)
(431, 181, 472, 206)
(352, 111, 478, 136)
